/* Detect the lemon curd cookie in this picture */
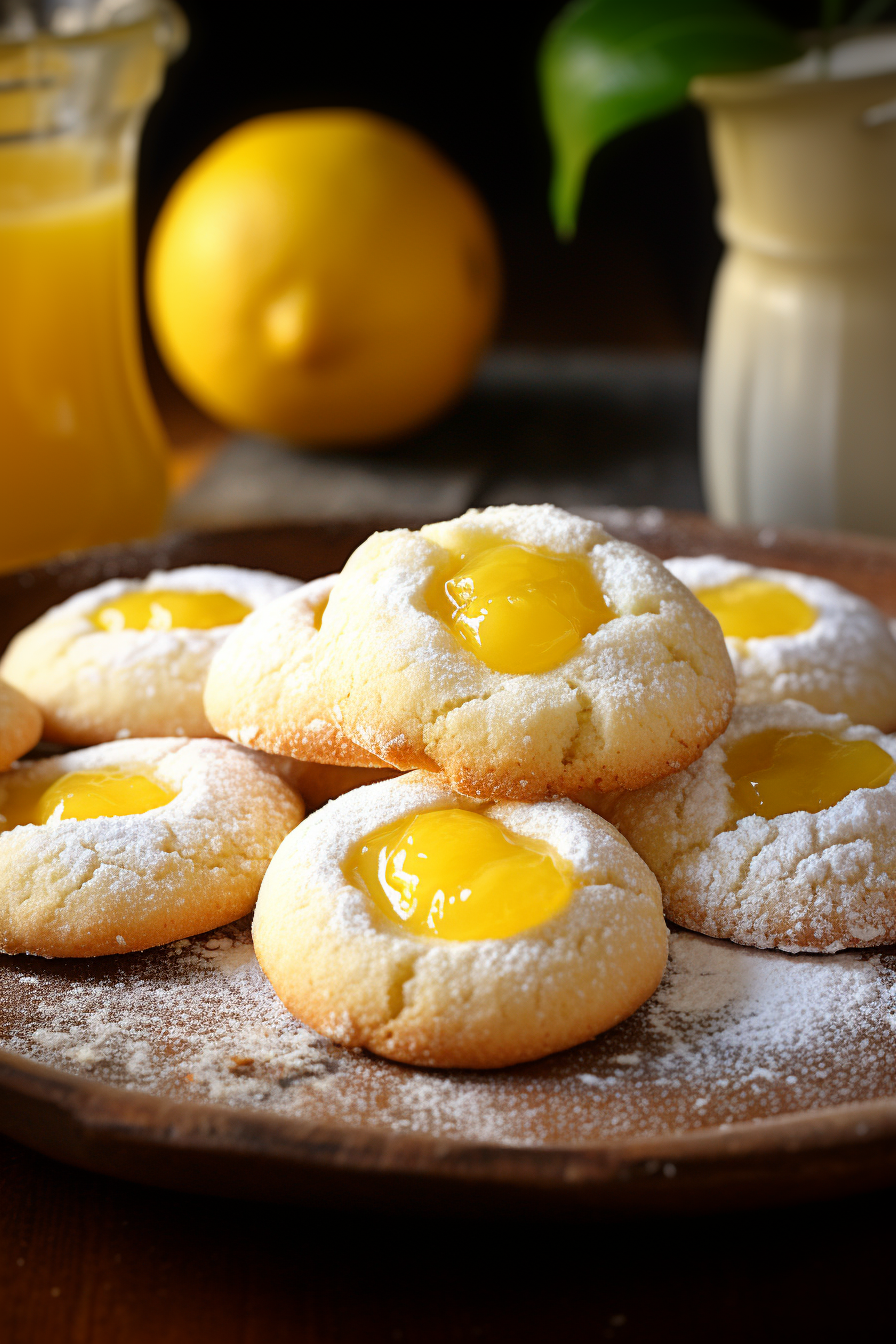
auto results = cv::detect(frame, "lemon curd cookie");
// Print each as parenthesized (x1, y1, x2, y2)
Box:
(596, 699, 896, 954)
(666, 554, 896, 731)
(204, 575, 386, 768)
(0, 681, 42, 772)
(310, 504, 735, 801)
(0, 737, 303, 957)
(253, 770, 668, 1069)
(0, 565, 299, 745)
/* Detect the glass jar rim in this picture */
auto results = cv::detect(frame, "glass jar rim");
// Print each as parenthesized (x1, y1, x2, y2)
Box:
(0, 0, 187, 55)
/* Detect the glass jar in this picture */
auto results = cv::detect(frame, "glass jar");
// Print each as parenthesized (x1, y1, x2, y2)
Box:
(0, 0, 186, 574)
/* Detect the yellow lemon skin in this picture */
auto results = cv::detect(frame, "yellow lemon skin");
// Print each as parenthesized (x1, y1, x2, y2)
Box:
(146, 110, 502, 446)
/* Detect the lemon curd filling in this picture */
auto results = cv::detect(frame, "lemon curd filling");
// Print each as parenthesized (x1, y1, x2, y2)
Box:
(695, 577, 816, 640)
(724, 729, 895, 820)
(0, 769, 175, 831)
(345, 807, 574, 940)
(92, 590, 252, 633)
(427, 539, 614, 674)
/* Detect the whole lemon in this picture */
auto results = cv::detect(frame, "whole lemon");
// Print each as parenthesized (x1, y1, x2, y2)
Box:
(146, 109, 502, 445)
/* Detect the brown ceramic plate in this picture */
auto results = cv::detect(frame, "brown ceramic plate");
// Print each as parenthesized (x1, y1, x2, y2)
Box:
(3, 508, 896, 1217)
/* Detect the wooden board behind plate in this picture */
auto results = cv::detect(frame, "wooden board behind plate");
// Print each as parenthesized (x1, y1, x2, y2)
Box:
(2, 507, 896, 1217)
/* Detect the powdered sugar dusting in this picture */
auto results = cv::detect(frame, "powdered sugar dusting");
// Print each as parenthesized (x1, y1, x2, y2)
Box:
(664, 553, 896, 729)
(2, 923, 896, 1145)
(2, 922, 341, 1104)
(31, 564, 299, 624)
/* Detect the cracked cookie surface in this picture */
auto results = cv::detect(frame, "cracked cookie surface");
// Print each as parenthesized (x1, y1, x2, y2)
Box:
(313, 504, 735, 800)
(591, 700, 896, 953)
(0, 681, 42, 772)
(0, 565, 298, 745)
(0, 737, 303, 956)
(666, 554, 896, 731)
(204, 575, 386, 768)
(252, 770, 668, 1068)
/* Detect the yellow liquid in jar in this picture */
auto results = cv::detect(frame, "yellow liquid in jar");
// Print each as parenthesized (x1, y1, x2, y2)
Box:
(695, 577, 816, 639)
(0, 768, 175, 831)
(725, 729, 895, 820)
(345, 807, 574, 940)
(0, 143, 168, 575)
(92, 590, 252, 632)
(428, 540, 614, 674)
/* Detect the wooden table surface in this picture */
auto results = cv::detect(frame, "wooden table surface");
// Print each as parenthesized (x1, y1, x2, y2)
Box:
(1, 1128, 894, 1343)
(164, 350, 704, 533)
(5, 354, 896, 1342)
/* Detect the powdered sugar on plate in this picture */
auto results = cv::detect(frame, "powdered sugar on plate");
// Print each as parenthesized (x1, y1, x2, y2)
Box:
(2, 922, 896, 1146)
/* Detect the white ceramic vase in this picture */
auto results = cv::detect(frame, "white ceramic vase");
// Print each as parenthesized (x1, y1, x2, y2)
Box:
(693, 33, 896, 536)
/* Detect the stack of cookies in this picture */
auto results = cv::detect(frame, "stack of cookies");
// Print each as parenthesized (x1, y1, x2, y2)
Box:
(3, 502, 896, 1071)
(205, 502, 738, 1067)
(0, 567, 306, 957)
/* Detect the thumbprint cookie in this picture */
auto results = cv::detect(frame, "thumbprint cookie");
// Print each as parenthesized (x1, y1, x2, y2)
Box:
(204, 575, 386, 768)
(253, 770, 668, 1068)
(310, 504, 735, 800)
(0, 565, 298, 744)
(595, 699, 896, 953)
(666, 554, 896, 731)
(0, 737, 303, 957)
(0, 681, 42, 772)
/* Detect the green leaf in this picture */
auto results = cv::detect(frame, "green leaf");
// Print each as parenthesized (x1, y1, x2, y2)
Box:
(539, 0, 799, 237)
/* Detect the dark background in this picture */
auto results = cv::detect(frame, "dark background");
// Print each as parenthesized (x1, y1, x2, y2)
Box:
(137, 0, 828, 356)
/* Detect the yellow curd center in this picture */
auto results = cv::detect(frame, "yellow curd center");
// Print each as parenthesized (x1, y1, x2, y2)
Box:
(345, 807, 574, 940)
(92, 590, 252, 633)
(428, 540, 614, 674)
(0, 769, 175, 830)
(695, 577, 816, 639)
(725, 729, 895, 820)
